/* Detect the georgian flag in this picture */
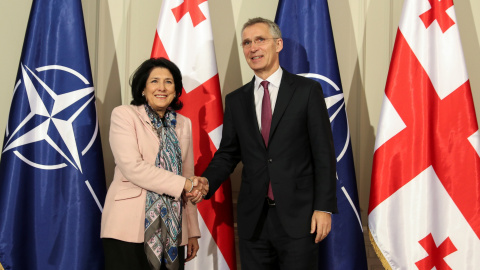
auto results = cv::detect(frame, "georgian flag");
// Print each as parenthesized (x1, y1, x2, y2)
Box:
(151, 1, 236, 269)
(369, 0, 480, 269)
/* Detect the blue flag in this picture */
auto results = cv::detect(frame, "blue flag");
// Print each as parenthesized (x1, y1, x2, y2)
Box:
(275, 1, 368, 269)
(0, 0, 106, 269)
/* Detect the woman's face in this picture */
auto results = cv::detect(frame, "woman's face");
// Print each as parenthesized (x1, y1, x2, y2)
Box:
(143, 67, 176, 117)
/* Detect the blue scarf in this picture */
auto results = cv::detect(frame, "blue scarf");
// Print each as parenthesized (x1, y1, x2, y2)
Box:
(144, 104, 183, 270)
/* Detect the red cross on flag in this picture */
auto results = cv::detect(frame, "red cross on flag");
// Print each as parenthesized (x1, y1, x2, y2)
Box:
(151, 0, 236, 269)
(369, 0, 480, 269)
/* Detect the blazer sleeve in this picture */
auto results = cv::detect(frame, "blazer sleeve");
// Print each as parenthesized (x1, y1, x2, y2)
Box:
(307, 82, 338, 213)
(181, 117, 201, 238)
(109, 106, 186, 200)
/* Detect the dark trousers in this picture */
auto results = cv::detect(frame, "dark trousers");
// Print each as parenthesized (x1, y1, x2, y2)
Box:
(103, 238, 185, 270)
(239, 202, 319, 270)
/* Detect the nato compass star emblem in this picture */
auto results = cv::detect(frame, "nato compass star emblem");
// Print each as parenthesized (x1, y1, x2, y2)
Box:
(299, 73, 345, 126)
(298, 72, 348, 161)
(2, 63, 99, 174)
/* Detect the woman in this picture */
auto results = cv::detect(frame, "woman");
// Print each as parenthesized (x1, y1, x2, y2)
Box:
(101, 58, 205, 270)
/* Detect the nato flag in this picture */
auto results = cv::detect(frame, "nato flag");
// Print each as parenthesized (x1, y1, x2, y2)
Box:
(275, 0, 368, 269)
(0, 0, 106, 269)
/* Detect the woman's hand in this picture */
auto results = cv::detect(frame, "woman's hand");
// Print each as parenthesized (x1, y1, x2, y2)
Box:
(184, 177, 197, 193)
(184, 176, 209, 204)
(185, 237, 199, 262)
(188, 190, 203, 205)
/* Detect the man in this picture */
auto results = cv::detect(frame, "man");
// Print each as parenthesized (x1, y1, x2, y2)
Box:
(202, 17, 337, 269)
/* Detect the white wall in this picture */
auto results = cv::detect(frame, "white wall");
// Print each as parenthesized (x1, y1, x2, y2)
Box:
(1, 0, 480, 225)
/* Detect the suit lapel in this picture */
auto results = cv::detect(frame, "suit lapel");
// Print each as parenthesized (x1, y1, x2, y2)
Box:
(134, 105, 160, 144)
(242, 77, 266, 147)
(270, 70, 296, 141)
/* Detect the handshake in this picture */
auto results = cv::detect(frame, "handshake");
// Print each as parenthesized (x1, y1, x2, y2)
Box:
(184, 176, 209, 204)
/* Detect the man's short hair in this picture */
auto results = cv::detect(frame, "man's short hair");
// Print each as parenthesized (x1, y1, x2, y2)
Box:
(241, 17, 282, 39)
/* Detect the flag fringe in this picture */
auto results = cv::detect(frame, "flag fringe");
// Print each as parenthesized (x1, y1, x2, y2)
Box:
(0, 262, 4, 270)
(368, 229, 392, 270)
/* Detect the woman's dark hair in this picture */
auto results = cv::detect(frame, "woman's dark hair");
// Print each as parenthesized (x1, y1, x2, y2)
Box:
(130, 57, 183, 111)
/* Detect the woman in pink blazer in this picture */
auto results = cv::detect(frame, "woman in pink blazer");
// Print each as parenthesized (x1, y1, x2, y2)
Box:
(101, 58, 205, 270)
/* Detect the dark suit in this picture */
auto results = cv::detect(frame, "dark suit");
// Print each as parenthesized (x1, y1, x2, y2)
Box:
(204, 69, 337, 267)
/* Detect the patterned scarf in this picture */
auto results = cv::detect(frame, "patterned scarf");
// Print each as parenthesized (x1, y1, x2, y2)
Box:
(144, 104, 183, 270)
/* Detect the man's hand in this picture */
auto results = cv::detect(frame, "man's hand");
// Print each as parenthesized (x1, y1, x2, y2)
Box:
(310, 211, 331, 243)
(185, 176, 209, 204)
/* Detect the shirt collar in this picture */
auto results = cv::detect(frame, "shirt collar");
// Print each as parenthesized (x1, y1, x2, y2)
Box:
(254, 66, 283, 91)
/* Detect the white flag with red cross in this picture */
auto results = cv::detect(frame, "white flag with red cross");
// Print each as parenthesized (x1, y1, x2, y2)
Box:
(151, 0, 236, 269)
(368, 0, 480, 269)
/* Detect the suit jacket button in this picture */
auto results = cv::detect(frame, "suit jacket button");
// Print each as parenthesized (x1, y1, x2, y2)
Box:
(268, 158, 273, 163)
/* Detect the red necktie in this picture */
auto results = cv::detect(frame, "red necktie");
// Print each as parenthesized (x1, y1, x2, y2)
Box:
(260, 81, 274, 200)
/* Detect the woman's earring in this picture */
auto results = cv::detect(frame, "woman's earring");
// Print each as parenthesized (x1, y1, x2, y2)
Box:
(142, 92, 145, 97)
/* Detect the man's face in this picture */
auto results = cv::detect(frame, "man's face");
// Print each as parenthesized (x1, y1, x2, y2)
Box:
(241, 23, 283, 79)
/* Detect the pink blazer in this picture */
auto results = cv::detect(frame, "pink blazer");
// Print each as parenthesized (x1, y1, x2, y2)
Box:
(101, 105, 200, 245)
